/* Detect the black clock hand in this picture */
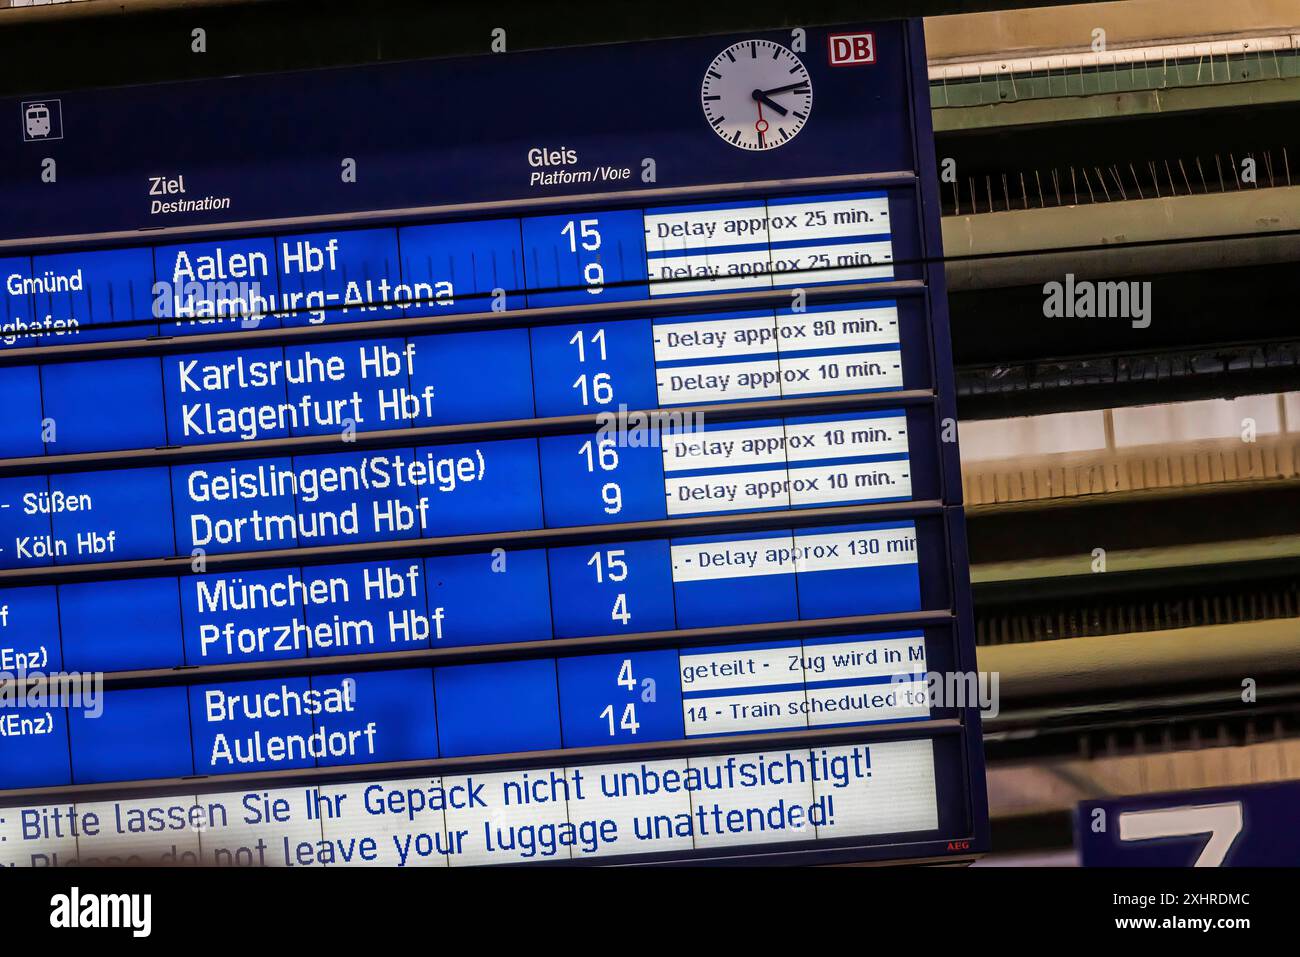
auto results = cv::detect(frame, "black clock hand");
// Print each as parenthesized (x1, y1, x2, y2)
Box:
(750, 89, 789, 116)
(759, 81, 810, 97)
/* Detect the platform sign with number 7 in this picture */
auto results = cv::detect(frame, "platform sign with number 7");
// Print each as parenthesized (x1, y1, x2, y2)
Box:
(1077, 782, 1300, 866)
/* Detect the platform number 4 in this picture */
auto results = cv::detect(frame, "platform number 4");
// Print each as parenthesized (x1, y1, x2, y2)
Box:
(600, 660, 641, 736)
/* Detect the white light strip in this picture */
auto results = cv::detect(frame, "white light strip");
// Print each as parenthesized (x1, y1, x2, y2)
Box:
(960, 391, 1300, 463)
(929, 33, 1300, 82)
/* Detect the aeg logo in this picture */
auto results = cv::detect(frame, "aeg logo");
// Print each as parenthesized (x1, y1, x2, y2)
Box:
(828, 32, 876, 66)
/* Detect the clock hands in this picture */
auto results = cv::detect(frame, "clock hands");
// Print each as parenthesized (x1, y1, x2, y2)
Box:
(752, 73, 812, 144)
(750, 80, 810, 117)
(750, 89, 788, 116)
(758, 81, 810, 97)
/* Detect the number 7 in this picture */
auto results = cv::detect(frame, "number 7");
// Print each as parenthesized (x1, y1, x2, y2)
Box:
(1118, 802, 1244, 866)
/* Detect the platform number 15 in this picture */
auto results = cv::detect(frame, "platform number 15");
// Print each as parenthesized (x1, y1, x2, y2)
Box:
(561, 218, 605, 294)
(587, 548, 632, 625)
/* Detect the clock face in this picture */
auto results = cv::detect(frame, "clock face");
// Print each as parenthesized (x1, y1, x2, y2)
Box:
(701, 39, 813, 151)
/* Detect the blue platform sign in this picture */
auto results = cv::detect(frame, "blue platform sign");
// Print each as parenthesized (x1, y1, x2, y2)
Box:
(1078, 782, 1300, 867)
(0, 18, 986, 868)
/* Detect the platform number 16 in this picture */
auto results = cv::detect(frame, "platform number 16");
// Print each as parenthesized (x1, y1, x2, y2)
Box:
(571, 329, 614, 406)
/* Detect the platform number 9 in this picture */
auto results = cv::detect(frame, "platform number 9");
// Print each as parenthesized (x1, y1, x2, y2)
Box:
(561, 218, 605, 294)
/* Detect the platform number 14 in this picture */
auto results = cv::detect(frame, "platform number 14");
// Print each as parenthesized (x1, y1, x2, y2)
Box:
(600, 660, 642, 737)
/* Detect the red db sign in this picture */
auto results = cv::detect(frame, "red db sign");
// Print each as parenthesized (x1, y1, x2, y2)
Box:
(828, 32, 876, 66)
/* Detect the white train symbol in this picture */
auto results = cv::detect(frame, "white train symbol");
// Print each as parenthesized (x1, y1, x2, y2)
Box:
(24, 102, 52, 138)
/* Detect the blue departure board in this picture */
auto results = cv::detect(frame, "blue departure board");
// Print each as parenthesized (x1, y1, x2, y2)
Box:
(0, 19, 987, 867)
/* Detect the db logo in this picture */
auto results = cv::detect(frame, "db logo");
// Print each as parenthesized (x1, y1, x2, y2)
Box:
(828, 32, 876, 66)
